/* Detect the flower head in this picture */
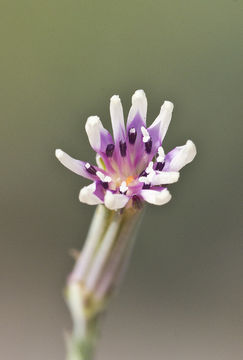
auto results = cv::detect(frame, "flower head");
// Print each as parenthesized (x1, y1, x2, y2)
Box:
(56, 90, 196, 210)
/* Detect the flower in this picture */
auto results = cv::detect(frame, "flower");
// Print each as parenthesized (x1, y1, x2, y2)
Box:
(55, 90, 196, 210)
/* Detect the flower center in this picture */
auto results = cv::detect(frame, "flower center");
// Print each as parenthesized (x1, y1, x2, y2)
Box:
(125, 176, 135, 185)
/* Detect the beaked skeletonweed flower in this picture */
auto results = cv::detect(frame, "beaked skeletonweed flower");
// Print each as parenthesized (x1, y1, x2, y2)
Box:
(55, 90, 196, 210)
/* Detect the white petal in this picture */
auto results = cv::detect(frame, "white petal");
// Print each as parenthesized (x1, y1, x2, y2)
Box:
(85, 116, 103, 150)
(127, 89, 147, 126)
(151, 171, 180, 186)
(55, 149, 89, 178)
(79, 183, 103, 205)
(132, 90, 147, 119)
(149, 101, 174, 142)
(167, 140, 197, 171)
(110, 95, 125, 143)
(140, 188, 172, 205)
(104, 191, 129, 210)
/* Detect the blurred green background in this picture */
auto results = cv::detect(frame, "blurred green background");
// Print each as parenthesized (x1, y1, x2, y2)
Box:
(1, 1, 242, 359)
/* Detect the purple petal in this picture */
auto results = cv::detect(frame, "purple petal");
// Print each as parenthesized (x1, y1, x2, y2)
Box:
(127, 90, 147, 128)
(164, 140, 197, 171)
(147, 101, 174, 158)
(55, 149, 108, 181)
(85, 116, 114, 155)
(110, 95, 126, 144)
(79, 182, 104, 205)
(93, 181, 105, 201)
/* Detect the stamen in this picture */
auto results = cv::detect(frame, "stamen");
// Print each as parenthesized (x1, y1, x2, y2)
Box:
(157, 146, 165, 162)
(139, 170, 147, 177)
(145, 139, 152, 154)
(119, 181, 128, 194)
(155, 161, 165, 171)
(141, 126, 152, 153)
(96, 171, 111, 183)
(139, 171, 155, 185)
(139, 176, 148, 183)
(119, 140, 127, 157)
(142, 183, 151, 189)
(128, 128, 137, 144)
(85, 162, 97, 175)
(102, 182, 109, 189)
(106, 144, 115, 157)
(145, 161, 154, 174)
(141, 126, 150, 143)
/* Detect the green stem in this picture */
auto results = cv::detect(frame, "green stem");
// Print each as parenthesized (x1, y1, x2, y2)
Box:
(65, 205, 143, 360)
(66, 316, 98, 360)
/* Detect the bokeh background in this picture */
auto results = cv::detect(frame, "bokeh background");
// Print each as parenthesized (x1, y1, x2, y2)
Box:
(1, 1, 242, 359)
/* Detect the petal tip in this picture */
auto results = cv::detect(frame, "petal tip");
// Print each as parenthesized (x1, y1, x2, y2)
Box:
(110, 94, 120, 103)
(174, 172, 180, 182)
(55, 149, 64, 159)
(162, 101, 174, 111)
(85, 115, 100, 129)
(79, 186, 88, 202)
(132, 89, 146, 103)
(154, 188, 172, 205)
(85, 116, 103, 150)
(161, 189, 172, 204)
(187, 139, 197, 151)
(185, 139, 197, 161)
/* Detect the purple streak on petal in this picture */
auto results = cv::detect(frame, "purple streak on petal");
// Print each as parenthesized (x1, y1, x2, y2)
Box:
(126, 111, 144, 133)
(94, 181, 105, 201)
(116, 111, 144, 171)
(126, 113, 147, 169)
(163, 148, 177, 171)
(146, 123, 163, 159)
(133, 146, 148, 172)
(127, 181, 144, 196)
(99, 130, 114, 154)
